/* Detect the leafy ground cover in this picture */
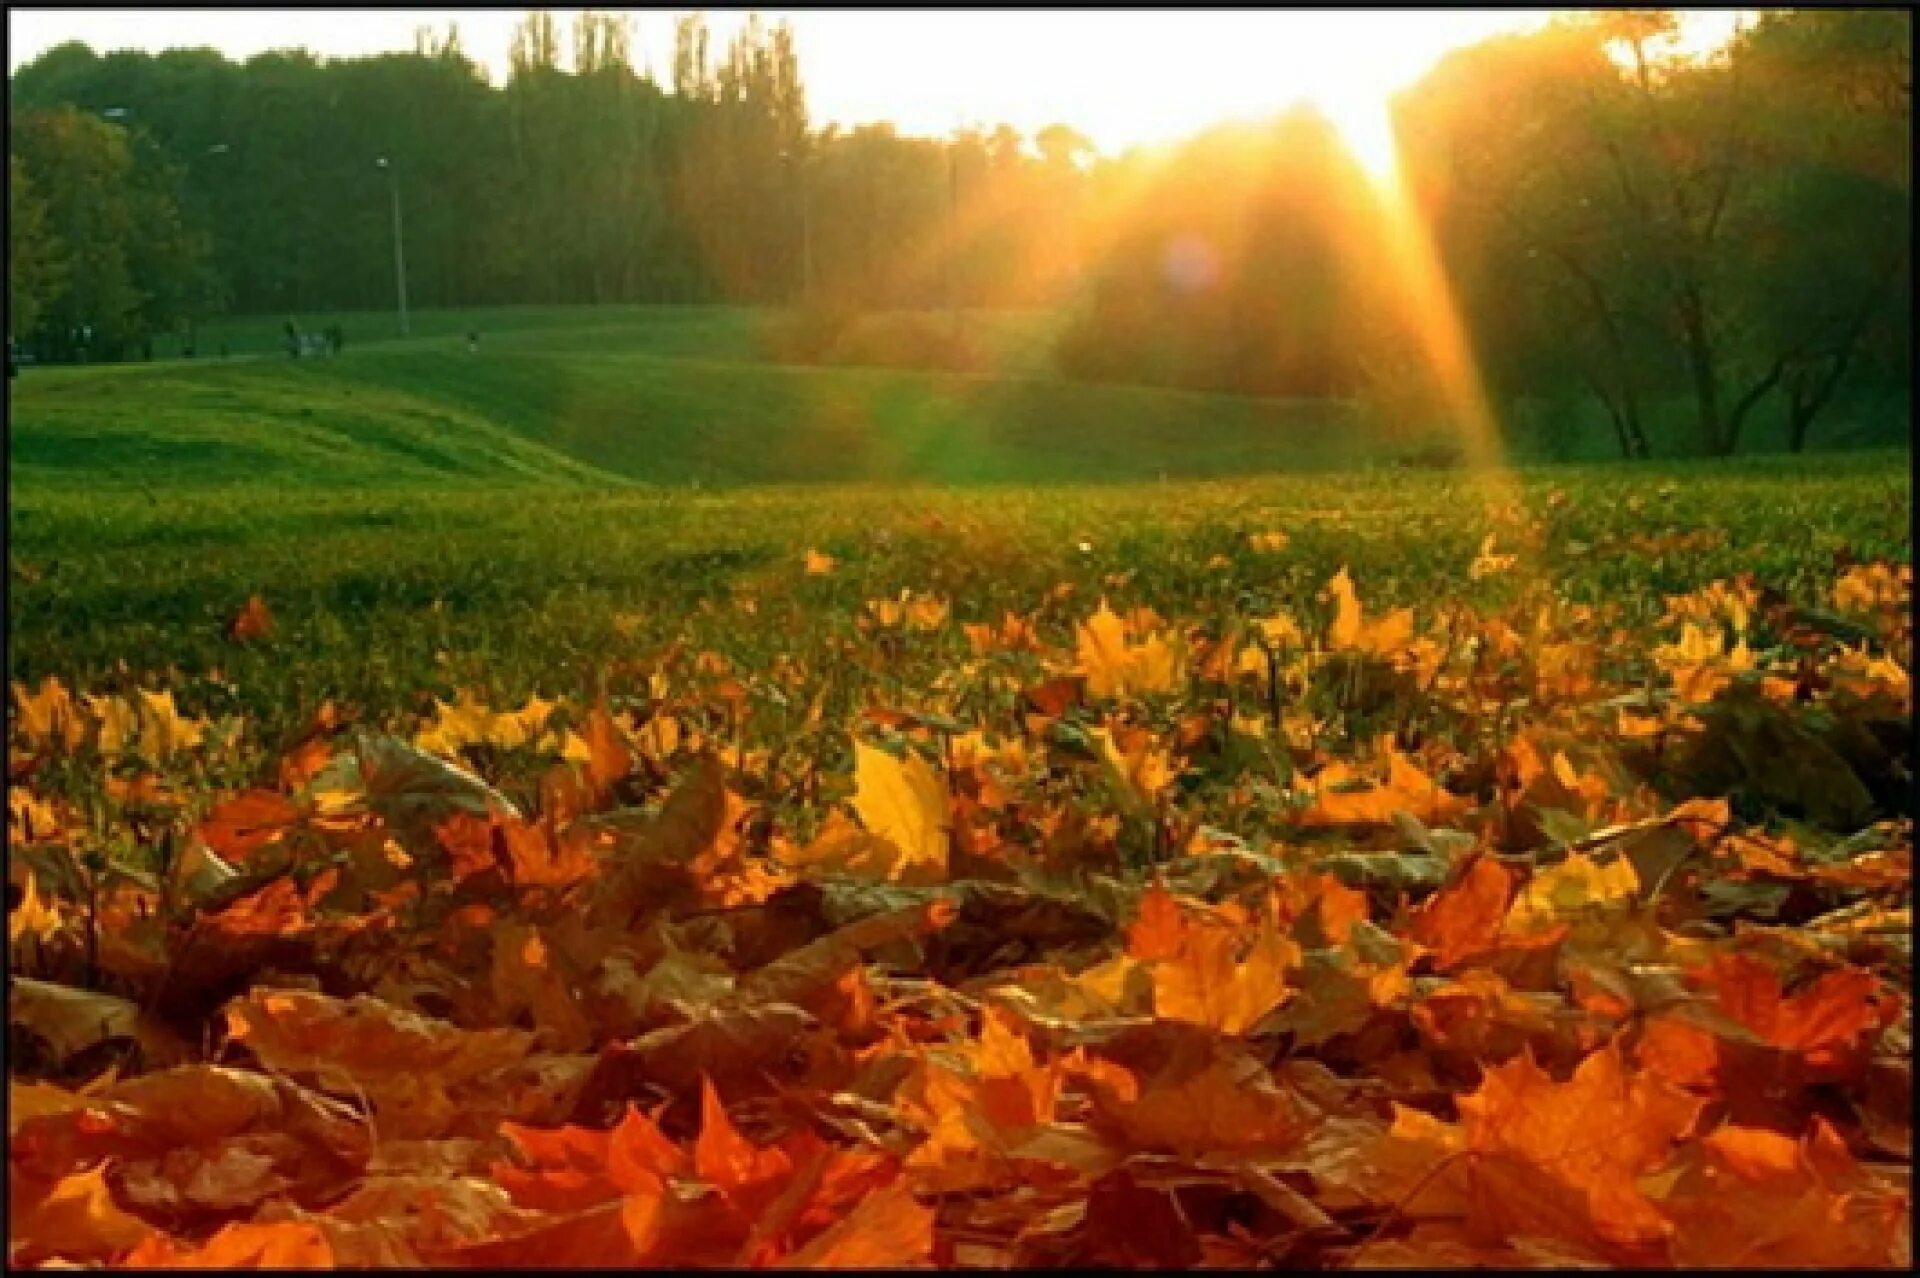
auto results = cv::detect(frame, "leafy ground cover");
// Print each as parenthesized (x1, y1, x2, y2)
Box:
(7, 446, 1912, 1266)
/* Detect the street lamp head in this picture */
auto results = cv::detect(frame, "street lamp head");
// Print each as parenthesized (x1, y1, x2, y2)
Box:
(375, 156, 390, 170)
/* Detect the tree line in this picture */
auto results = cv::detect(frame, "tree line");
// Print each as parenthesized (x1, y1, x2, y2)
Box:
(8, 9, 1910, 454)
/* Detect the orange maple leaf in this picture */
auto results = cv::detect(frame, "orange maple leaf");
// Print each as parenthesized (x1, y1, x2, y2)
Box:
(1407, 856, 1515, 971)
(226, 594, 276, 643)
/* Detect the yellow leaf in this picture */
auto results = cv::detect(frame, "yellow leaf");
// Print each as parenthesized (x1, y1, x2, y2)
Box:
(1504, 852, 1640, 936)
(8, 868, 64, 946)
(850, 741, 950, 881)
(415, 690, 496, 756)
(783, 809, 915, 882)
(1077, 601, 1183, 698)
(136, 688, 206, 758)
(1470, 533, 1517, 580)
(1096, 724, 1176, 813)
(1152, 923, 1298, 1034)
(84, 693, 137, 759)
(1296, 752, 1468, 828)
(804, 548, 837, 576)
(1326, 568, 1415, 655)
(905, 595, 949, 630)
(10, 676, 85, 752)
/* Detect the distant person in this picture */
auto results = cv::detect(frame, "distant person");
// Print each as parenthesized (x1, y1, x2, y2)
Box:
(327, 324, 344, 356)
(284, 317, 302, 360)
(467, 329, 480, 354)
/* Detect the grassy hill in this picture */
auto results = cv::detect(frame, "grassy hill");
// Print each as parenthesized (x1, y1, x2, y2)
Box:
(13, 303, 1908, 493)
(9, 307, 1396, 489)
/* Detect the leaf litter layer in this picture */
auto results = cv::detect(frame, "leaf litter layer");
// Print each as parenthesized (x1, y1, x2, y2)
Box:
(6, 499, 1913, 1268)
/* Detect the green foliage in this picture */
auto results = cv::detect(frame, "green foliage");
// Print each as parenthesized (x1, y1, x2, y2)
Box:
(1400, 10, 1911, 457)
(7, 154, 68, 337)
(8, 106, 147, 353)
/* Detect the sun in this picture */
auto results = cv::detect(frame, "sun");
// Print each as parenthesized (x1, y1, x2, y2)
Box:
(1311, 88, 1403, 182)
(1007, 11, 1529, 174)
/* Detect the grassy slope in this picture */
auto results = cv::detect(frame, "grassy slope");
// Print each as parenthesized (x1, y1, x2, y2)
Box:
(10, 309, 1388, 490)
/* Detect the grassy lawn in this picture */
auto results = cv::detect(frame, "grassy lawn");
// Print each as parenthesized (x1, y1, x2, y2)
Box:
(8, 452, 1909, 757)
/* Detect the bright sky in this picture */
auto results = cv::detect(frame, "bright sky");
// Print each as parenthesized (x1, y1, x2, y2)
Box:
(6, 8, 1747, 156)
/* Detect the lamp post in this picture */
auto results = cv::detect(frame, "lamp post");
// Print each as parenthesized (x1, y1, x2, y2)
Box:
(374, 156, 410, 337)
(781, 146, 813, 304)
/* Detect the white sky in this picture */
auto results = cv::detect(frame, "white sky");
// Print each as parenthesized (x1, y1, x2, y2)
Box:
(6, 9, 1746, 155)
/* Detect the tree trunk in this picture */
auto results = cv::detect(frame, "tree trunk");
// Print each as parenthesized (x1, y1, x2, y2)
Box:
(1580, 367, 1650, 460)
(1784, 347, 1856, 453)
(1677, 297, 1729, 456)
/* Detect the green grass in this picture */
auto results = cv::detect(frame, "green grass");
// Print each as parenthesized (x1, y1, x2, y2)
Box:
(8, 455, 1910, 755)
(10, 308, 1407, 489)
(8, 303, 1910, 758)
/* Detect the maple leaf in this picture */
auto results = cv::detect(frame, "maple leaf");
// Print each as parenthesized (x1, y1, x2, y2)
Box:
(1468, 533, 1517, 580)
(1295, 751, 1468, 828)
(1086, 1046, 1310, 1157)
(493, 1103, 685, 1212)
(310, 733, 520, 853)
(10, 675, 86, 753)
(226, 593, 275, 643)
(737, 897, 954, 1015)
(1685, 952, 1902, 1080)
(1660, 1119, 1910, 1268)
(1094, 722, 1176, 814)
(1325, 567, 1415, 655)
(197, 788, 303, 865)
(8, 868, 65, 947)
(7, 1159, 152, 1264)
(1076, 600, 1184, 698)
(1407, 855, 1515, 971)
(71, 692, 131, 760)
(785, 808, 918, 882)
(490, 922, 594, 1052)
(1502, 850, 1639, 936)
(695, 1075, 793, 1197)
(775, 1178, 934, 1267)
(8, 1078, 96, 1134)
(849, 741, 950, 883)
(1125, 879, 1187, 961)
(572, 704, 634, 797)
(581, 752, 731, 923)
(224, 982, 533, 1082)
(1150, 922, 1298, 1035)
(318, 1174, 548, 1261)
(1453, 1043, 1704, 1259)
(135, 688, 207, 759)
